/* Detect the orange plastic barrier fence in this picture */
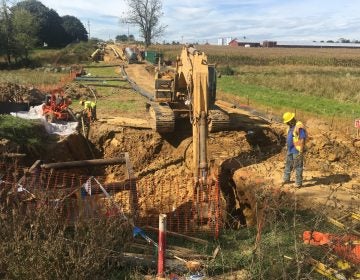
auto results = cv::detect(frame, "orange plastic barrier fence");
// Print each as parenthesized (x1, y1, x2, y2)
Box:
(0, 162, 222, 238)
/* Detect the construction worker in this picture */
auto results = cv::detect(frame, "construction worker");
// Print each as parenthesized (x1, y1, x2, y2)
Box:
(282, 112, 307, 187)
(80, 100, 97, 122)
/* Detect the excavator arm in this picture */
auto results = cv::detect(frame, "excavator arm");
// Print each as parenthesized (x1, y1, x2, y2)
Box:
(176, 46, 210, 186)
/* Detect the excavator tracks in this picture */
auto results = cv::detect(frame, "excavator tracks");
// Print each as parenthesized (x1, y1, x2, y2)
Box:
(208, 106, 231, 132)
(147, 101, 175, 133)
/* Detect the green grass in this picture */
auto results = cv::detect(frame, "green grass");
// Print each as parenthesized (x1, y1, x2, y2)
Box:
(96, 99, 141, 111)
(84, 66, 121, 77)
(218, 76, 360, 118)
(0, 69, 67, 86)
(205, 207, 340, 279)
(30, 41, 96, 66)
(0, 115, 47, 153)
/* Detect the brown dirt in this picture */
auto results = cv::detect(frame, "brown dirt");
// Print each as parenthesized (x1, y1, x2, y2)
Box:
(63, 82, 99, 100)
(124, 63, 155, 93)
(0, 82, 45, 103)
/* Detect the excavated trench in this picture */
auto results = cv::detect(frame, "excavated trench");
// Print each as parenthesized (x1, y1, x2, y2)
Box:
(76, 122, 284, 228)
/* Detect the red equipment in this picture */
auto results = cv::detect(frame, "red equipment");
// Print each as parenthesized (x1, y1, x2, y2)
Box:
(303, 230, 360, 265)
(42, 88, 72, 123)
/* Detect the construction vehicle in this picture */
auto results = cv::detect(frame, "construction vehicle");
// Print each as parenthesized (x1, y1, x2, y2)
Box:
(42, 88, 74, 123)
(145, 46, 230, 133)
(124, 47, 139, 64)
(90, 43, 106, 62)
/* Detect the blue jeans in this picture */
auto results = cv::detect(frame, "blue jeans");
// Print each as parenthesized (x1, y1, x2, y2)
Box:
(283, 153, 303, 186)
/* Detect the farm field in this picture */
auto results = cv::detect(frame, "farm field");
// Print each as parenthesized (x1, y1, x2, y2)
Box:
(1, 44, 359, 279)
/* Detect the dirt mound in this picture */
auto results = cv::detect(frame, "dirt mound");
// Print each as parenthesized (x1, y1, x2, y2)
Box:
(0, 82, 44, 104)
(304, 118, 359, 171)
(136, 164, 193, 216)
(63, 82, 98, 100)
(88, 126, 166, 178)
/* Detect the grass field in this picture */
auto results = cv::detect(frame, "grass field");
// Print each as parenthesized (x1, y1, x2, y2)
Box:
(218, 75, 360, 118)
(151, 44, 360, 67)
(0, 69, 68, 86)
(150, 45, 360, 123)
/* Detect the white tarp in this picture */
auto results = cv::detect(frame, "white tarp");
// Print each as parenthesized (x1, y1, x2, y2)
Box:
(11, 104, 78, 136)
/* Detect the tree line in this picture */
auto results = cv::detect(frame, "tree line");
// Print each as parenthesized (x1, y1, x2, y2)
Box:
(0, 0, 88, 64)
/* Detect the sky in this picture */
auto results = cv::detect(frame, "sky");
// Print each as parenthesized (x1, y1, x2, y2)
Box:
(38, 0, 360, 44)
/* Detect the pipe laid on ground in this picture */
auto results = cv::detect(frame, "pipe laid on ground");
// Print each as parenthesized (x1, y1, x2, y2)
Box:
(121, 66, 154, 101)
(41, 157, 126, 169)
(74, 77, 126, 82)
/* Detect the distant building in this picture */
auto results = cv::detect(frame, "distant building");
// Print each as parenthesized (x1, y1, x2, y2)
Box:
(228, 39, 239, 47)
(218, 37, 233, 46)
(225, 37, 233, 45)
(263, 41, 277, 48)
(229, 39, 260, 47)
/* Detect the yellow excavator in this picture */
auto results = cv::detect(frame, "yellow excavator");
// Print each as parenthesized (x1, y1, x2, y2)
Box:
(155, 47, 219, 213)
(146, 46, 230, 133)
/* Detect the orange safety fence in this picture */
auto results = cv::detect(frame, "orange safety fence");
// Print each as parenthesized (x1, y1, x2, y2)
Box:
(0, 162, 223, 238)
(303, 230, 360, 265)
(35, 68, 79, 93)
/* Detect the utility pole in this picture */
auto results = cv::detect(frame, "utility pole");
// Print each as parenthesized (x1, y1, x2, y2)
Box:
(87, 20, 91, 39)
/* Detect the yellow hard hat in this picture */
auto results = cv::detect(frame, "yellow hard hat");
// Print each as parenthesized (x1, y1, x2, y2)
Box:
(283, 112, 295, 123)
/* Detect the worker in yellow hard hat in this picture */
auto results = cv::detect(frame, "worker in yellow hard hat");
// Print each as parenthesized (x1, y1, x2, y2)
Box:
(80, 99, 97, 122)
(282, 112, 307, 187)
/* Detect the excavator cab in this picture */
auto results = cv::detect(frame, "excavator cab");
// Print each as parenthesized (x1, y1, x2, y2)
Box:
(154, 70, 174, 102)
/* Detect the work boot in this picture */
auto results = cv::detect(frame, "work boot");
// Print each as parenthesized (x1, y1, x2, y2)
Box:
(281, 180, 290, 187)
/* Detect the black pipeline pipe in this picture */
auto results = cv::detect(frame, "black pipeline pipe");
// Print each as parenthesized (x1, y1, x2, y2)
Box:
(121, 66, 154, 101)
(41, 157, 126, 170)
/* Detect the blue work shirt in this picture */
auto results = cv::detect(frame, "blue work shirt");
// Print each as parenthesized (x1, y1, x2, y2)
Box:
(287, 127, 306, 154)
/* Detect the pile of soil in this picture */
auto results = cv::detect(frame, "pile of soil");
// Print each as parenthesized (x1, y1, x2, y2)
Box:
(63, 82, 98, 100)
(0, 82, 44, 104)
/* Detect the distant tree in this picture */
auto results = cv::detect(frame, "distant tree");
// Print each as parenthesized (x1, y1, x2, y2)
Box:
(115, 34, 135, 42)
(11, 8, 39, 61)
(124, 0, 166, 46)
(338, 38, 350, 43)
(12, 0, 67, 47)
(38, 8, 67, 47)
(0, 0, 12, 63)
(327, 40, 334, 43)
(62, 15, 88, 43)
(116, 34, 128, 42)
